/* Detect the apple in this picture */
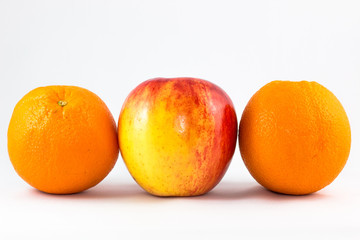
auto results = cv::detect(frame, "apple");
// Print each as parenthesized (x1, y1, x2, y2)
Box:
(118, 77, 237, 196)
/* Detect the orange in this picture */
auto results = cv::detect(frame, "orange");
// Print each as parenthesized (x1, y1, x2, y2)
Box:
(8, 86, 119, 194)
(239, 81, 351, 195)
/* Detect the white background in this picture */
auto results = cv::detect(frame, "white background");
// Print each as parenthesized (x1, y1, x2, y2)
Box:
(0, 0, 359, 239)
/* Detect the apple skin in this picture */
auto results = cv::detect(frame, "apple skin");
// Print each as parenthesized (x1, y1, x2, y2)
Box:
(118, 77, 237, 196)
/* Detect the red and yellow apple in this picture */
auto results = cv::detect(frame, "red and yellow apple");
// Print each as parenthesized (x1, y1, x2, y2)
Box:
(118, 77, 237, 196)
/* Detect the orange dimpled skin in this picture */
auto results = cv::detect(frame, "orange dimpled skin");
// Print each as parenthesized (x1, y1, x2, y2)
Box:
(239, 81, 351, 195)
(8, 86, 119, 194)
